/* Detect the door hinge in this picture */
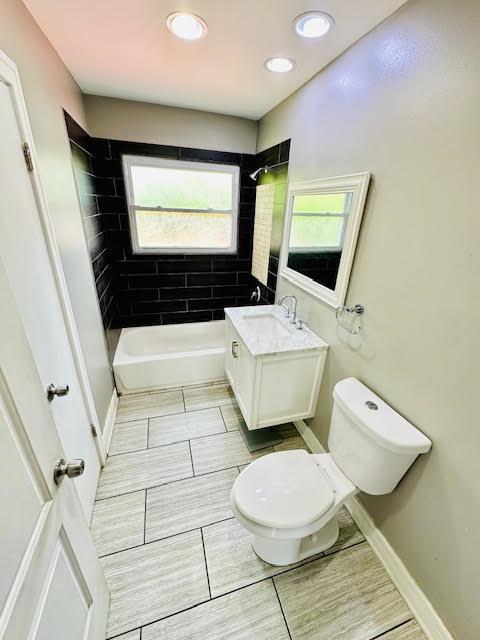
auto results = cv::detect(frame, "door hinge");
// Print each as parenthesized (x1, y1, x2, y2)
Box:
(22, 142, 33, 172)
(91, 424, 98, 438)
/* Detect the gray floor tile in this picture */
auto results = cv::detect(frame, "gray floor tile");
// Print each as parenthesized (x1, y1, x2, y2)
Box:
(381, 620, 427, 639)
(116, 390, 184, 422)
(183, 383, 236, 411)
(203, 517, 321, 597)
(146, 468, 238, 542)
(101, 530, 209, 638)
(273, 434, 309, 452)
(142, 580, 290, 640)
(90, 491, 145, 557)
(114, 631, 140, 640)
(109, 419, 148, 456)
(274, 543, 412, 640)
(96, 442, 192, 500)
(149, 408, 225, 447)
(220, 404, 245, 431)
(190, 431, 273, 475)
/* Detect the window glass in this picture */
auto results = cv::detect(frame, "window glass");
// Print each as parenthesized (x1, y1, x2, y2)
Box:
(123, 156, 239, 254)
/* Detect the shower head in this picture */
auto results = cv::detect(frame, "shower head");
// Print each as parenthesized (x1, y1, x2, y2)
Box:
(249, 166, 269, 181)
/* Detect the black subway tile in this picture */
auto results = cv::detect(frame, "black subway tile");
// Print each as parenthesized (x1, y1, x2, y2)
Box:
(117, 261, 157, 275)
(91, 138, 111, 159)
(279, 139, 291, 164)
(156, 259, 212, 273)
(160, 287, 212, 300)
(131, 300, 186, 315)
(188, 297, 236, 311)
(94, 176, 116, 196)
(97, 195, 127, 214)
(91, 157, 123, 178)
(118, 289, 159, 303)
(187, 272, 236, 287)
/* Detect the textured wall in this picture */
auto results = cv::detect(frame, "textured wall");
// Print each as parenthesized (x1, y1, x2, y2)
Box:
(0, 0, 113, 430)
(84, 95, 257, 154)
(257, 0, 480, 637)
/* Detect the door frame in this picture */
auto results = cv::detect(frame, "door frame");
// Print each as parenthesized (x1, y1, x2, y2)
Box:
(0, 49, 107, 465)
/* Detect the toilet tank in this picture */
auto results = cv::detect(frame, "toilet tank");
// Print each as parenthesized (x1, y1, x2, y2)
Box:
(328, 378, 431, 495)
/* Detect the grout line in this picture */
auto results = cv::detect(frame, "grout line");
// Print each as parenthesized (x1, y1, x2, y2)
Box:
(98, 516, 233, 560)
(188, 439, 195, 476)
(181, 389, 186, 413)
(107, 420, 292, 458)
(200, 528, 212, 599)
(143, 489, 147, 545)
(146, 417, 150, 448)
(124, 543, 366, 639)
(369, 619, 415, 640)
(272, 578, 292, 640)
(94, 464, 241, 503)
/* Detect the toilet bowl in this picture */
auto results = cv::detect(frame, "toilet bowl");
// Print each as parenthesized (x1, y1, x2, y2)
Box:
(231, 377, 432, 566)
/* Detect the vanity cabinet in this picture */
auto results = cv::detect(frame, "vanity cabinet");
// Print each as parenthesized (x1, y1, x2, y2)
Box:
(225, 315, 327, 430)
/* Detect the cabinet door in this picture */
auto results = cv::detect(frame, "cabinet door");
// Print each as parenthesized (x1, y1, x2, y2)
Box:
(224, 318, 239, 391)
(236, 339, 255, 428)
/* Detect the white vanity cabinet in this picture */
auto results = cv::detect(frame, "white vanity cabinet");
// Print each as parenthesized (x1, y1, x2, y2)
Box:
(224, 307, 328, 430)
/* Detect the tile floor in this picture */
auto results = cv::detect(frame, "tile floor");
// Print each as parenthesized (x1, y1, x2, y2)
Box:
(91, 381, 427, 640)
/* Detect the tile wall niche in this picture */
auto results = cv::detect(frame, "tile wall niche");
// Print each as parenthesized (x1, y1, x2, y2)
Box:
(65, 110, 290, 328)
(254, 140, 290, 304)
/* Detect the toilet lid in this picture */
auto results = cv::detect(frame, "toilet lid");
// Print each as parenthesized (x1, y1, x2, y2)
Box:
(233, 450, 335, 529)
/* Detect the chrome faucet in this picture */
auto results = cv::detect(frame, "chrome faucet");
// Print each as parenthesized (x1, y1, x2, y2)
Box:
(279, 295, 297, 323)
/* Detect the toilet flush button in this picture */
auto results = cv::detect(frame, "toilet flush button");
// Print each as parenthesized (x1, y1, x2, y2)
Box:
(365, 400, 378, 410)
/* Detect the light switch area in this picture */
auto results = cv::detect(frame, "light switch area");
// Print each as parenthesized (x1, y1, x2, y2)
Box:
(251, 184, 275, 285)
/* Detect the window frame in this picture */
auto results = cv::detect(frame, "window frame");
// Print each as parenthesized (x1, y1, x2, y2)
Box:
(122, 154, 240, 255)
(289, 191, 353, 253)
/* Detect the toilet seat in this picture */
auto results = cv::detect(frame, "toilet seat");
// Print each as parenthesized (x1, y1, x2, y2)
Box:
(232, 450, 335, 529)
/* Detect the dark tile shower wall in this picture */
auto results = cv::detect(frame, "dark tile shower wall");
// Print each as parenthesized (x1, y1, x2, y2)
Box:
(93, 139, 260, 326)
(64, 113, 119, 361)
(92, 138, 289, 326)
(65, 110, 290, 328)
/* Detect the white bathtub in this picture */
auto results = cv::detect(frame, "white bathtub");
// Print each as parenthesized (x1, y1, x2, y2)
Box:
(113, 320, 226, 394)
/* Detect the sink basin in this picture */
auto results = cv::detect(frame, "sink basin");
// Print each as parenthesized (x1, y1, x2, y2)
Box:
(243, 313, 291, 338)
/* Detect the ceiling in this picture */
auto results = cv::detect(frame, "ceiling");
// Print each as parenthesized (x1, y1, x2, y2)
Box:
(24, 0, 406, 120)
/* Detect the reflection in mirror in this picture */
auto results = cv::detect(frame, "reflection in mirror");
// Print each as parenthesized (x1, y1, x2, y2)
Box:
(287, 191, 352, 290)
(280, 172, 370, 309)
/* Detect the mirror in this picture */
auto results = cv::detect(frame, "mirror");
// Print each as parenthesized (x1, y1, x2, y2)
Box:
(280, 172, 370, 308)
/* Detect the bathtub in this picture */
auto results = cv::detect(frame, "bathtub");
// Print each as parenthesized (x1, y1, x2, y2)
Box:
(113, 320, 226, 394)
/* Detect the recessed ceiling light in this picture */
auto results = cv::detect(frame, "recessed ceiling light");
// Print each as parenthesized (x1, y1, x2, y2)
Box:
(166, 12, 207, 40)
(294, 11, 334, 38)
(264, 57, 295, 73)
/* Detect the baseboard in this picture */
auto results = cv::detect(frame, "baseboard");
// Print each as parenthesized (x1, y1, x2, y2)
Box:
(294, 419, 453, 640)
(102, 388, 118, 457)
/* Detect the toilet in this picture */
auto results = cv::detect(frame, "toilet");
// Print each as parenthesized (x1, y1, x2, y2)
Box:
(231, 377, 432, 566)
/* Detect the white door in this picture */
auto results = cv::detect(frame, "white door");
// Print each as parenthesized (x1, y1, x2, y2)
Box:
(0, 53, 101, 515)
(0, 257, 109, 639)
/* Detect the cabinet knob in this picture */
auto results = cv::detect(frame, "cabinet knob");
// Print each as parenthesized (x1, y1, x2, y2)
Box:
(231, 341, 239, 358)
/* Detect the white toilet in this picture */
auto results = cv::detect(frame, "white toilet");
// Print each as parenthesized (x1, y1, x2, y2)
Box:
(231, 377, 431, 566)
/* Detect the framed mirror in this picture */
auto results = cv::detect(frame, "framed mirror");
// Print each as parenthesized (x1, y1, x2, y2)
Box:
(279, 172, 370, 308)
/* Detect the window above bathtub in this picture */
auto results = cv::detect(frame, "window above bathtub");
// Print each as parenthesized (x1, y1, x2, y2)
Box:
(122, 155, 240, 254)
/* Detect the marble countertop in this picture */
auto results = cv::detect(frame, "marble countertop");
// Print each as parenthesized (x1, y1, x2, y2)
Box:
(224, 305, 329, 357)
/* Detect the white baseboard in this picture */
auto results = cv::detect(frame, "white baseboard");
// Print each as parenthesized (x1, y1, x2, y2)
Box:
(294, 419, 453, 640)
(102, 389, 118, 457)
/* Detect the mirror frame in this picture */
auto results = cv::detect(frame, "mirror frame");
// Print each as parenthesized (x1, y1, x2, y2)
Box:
(279, 171, 371, 308)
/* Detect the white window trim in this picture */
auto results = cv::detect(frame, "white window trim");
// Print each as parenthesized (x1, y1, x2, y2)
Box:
(122, 154, 240, 255)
